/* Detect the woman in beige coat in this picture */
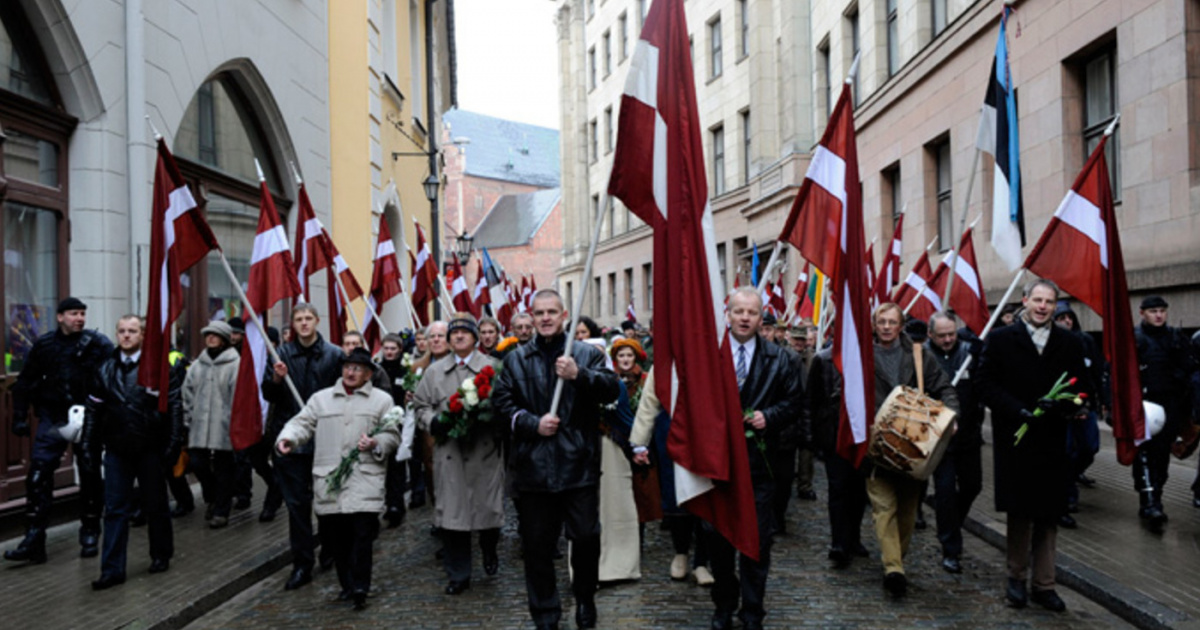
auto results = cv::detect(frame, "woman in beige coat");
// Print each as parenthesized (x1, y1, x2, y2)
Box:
(412, 315, 504, 595)
(182, 321, 240, 528)
(276, 348, 398, 610)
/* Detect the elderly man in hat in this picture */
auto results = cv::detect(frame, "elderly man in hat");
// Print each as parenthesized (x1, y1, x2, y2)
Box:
(277, 348, 398, 610)
(413, 313, 505, 595)
(6, 297, 114, 564)
(1133, 295, 1199, 531)
(182, 321, 241, 529)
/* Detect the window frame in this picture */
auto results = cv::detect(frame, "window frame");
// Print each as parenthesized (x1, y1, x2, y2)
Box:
(1082, 47, 1121, 202)
(711, 124, 726, 196)
(709, 16, 723, 80)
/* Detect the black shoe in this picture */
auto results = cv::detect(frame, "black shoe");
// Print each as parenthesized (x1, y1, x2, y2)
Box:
(171, 503, 194, 518)
(1006, 578, 1028, 608)
(710, 609, 735, 630)
(352, 589, 368, 610)
(92, 573, 126, 590)
(914, 513, 928, 530)
(319, 554, 335, 571)
(130, 510, 147, 527)
(149, 558, 170, 574)
(336, 589, 352, 601)
(444, 579, 470, 595)
(234, 496, 251, 511)
(1031, 589, 1067, 612)
(1076, 474, 1097, 488)
(1193, 496, 1200, 509)
(851, 542, 870, 558)
(80, 531, 100, 558)
(796, 489, 818, 501)
(204, 504, 215, 520)
(284, 567, 312, 590)
(828, 546, 850, 569)
(884, 572, 907, 597)
(4, 530, 47, 564)
(942, 556, 962, 574)
(1066, 501, 1079, 513)
(535, 624, 561, 630)
(1058, 514, 1077, 529)
(742, 620, 764, 630)
(575, 600, 597, 628)
(384, 506, 405, 528)
(1140, 505, 1167, 533)
(259, 506, 277, 523)
(483, 549, 499, 576)
(435, 546, 446, 560)
(553, 547, 564, 560)
(408, 494, 426, 509)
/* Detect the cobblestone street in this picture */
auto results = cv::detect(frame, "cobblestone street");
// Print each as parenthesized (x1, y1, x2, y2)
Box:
(189, 464, 1132, 630)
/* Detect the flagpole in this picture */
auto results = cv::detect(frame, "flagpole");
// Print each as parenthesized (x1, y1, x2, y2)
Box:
(901, 235, 940, 315)
(950, 267, 1025, 385)
(756, 242, 783, 293)
(216, 251, 304, 408)
(943, 147, 983, 307)
(549, 173, 613, 416)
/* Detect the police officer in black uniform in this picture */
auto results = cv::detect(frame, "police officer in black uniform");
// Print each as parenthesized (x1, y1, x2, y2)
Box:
(1133, 296, 1199, 531)
(5, 297, 114, 563)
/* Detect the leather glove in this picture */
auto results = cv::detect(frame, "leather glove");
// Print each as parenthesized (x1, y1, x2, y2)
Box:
(11, 418, 30, 437)
(1019, 408, 1035, 420)
(1035, 398, 1058, 414)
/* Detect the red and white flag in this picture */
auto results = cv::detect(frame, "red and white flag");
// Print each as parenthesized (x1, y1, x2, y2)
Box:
(520, 276, 534, 311)
(140, 139, 220, 411)
(892, 251, 943, 320)
(322, 227, 364, 344)
(291, 183, 333, 302)
(927, 228, 990, 334)
(449, 256, 476, 316)
(1024, 134, 1144, 464)
(865, 242, 878, 311)
(761, 280, 786, 317)
(608, 0, 759, 559)
(362, 219, 404, 352)
(412, 219, 438, 311)
(408, 250, 431, 326)
(472, 259, 491, 315)
(875, 214, 904, 305)
(230, 181, 302, 450)
(779, 82, 875, 467)
(626, 298, 637, 323)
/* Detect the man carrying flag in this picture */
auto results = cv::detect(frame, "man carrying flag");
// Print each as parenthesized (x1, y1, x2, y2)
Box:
(609, 0, 771, 627)
(362, 219, 405, 352)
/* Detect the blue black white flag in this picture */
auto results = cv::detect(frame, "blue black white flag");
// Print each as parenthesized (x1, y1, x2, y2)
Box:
(976, 8, 1025, 271)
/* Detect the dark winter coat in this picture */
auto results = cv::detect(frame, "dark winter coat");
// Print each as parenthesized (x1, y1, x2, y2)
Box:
(737, 336, 804, 477)
(926, 338, 982, 451)
(977, 322, 1092, 517)
(83, 351, 185, 458)
(12, 328, 114, 421)
(492, 332, 619, 493)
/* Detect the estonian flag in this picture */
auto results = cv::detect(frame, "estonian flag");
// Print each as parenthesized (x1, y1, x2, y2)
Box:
(975, 8, 1025, 271)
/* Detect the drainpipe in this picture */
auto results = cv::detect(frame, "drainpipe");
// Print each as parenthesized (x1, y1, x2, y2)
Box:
(426, 0, 441, 318)
(126, 0, 148, 314)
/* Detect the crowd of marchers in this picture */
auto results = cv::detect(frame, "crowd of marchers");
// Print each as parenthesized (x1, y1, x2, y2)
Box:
(4, 282, 1198, 630)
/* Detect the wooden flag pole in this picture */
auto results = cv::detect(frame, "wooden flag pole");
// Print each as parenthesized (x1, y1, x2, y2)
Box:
(943, 147, 984, 308)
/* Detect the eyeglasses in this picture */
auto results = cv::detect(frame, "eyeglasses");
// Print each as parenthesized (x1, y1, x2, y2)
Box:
(343, 365, 368, 373)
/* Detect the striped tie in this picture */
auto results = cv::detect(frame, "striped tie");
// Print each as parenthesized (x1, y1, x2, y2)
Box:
(736, 345, 748, 390)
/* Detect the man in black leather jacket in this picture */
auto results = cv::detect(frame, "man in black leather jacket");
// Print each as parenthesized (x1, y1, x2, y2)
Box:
(82, 315, 184, 589)
(492, 289, 619, 630)
(262, 303, 344, 590)
(5, 297, 113, 564)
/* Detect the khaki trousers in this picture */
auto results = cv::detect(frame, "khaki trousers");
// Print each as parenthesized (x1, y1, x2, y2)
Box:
(1005, 513, 1057, 591)
(865, 470, 922, 575)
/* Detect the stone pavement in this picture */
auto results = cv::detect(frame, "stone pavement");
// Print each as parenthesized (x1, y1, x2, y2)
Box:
(188, 468, 1128, 630)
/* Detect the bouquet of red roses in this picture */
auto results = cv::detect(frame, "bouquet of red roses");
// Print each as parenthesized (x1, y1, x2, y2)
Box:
(435, 365, 500, 446)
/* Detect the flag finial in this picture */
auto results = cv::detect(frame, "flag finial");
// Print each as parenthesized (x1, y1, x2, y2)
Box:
(846, 51, 862, 86)
(290, 161, 303, 185)
(1104, 113, 1121, 137)
(145, 115, 162, 141)
(254, 159, 266, 183)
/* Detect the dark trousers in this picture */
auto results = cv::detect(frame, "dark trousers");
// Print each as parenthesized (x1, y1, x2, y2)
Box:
(391, 431, 427, 506)
(233, 441, 282, 511)
(29, 410, 104, 530)
(101, 449, 173, 577)
(770, 447, 798, 531)
(667, 514, 709, 568)
(932, 445, 982, 559)
(318, 513, 379, 594)
(796, 447, 815, 494)
(1065, 412, 1099, 506)
(443, 528, 500, 582)
(516, 486, 600, 627)
(166, 455, 195, 512)
(706, 478, 774, 624)
(1133, 403, 1184, 506)
(274, 452, 316, 572)
(190, 448, 235, 518)
(824, 451, 868, 553)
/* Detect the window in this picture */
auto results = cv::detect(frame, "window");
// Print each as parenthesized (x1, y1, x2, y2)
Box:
(588, 47, 597, 90)
(594, 277, 602, 317)
(933, 140, 953, 251)
(643, 263, 653, 311)
(603, 30, 612, 77)
(1083, 48, 1120, 200)
(619, 13, 629, 61)
(638, 0, 648, 27)
(741, 110, 751, 185)
(737, 0, 749, 59)
(587, 0, 595, 19)
(711, 125, 726, 195)
(886, 0, 899, 77)
(846, 7, 860, 106)
(592, 194, 600, 228)
(566, 281, 574, 314)
(624, 268, 634, 312)
(689, 35, 695, 65)
(709, 17, 723, 79)
(409, 0, 424, 123)
(882, 163, 902, 237)
(717, 243, 728, 295)
(818, 39, 832, 121)
(609, 272, 618, 316)
(381, 0, 399, 81)
(589, 119, 599, 163)
(932, 0, 948, 38)
(604, 106, 614, 154)
(606, 197, 615, 239)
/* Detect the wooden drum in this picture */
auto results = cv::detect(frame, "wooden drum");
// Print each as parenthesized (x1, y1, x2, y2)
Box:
(868, 385, 956, 480)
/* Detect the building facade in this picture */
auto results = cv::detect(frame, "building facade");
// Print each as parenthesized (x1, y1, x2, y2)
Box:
(0, 0, 331, 505)
(556, 0, 820, 327)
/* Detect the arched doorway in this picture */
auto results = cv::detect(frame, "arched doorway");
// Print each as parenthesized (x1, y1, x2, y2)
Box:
(172, 72, 293, 358)
(0, 2, 78, 504)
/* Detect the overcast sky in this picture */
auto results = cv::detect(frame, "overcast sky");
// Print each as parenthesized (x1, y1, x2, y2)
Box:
(454, 0, 562, 130)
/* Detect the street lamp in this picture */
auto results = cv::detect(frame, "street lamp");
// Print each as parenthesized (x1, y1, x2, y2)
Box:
(422, 174, 439, 203)
(455, 231, 474, 264)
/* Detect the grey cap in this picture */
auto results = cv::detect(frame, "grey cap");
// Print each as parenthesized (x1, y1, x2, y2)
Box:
(200, 320, 233, 343)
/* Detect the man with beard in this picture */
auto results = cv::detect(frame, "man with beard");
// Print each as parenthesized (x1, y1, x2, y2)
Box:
(5, 297, 113, 564)
(493, 290, 619, 630)
(263, 304, 344, 590)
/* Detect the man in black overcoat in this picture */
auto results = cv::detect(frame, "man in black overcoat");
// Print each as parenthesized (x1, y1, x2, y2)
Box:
(977, 279, 1093, 613)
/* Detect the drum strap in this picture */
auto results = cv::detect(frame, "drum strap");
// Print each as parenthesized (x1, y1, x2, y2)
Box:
(913, 343, 925, 396)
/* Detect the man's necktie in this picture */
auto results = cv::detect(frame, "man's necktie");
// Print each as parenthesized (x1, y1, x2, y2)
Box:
(736, 345, 748, 390)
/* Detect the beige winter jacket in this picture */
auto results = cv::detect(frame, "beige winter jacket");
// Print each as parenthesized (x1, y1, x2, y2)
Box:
(277, 379, 399, 515)
(182, 347, 240, 451)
